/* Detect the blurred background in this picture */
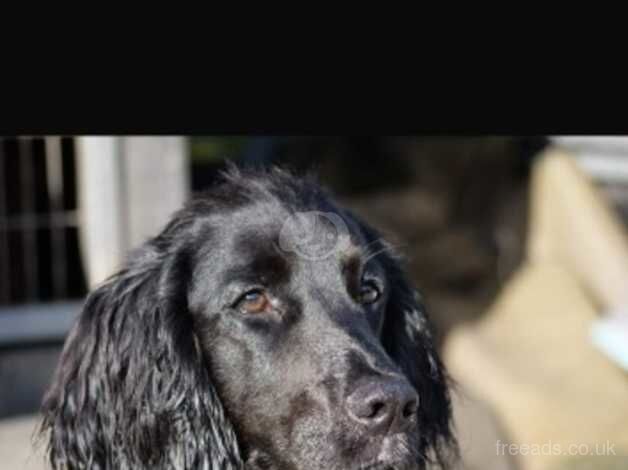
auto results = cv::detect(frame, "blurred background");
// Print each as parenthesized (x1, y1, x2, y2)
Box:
(0, 136, 627, 470)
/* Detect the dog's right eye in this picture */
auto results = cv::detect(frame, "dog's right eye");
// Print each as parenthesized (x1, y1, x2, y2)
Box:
(358, 280, 381, 305)
(234, 289, 271, 315)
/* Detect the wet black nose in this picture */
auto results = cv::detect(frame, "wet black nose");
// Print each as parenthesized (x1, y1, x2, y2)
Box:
(346, 378, 419, 434)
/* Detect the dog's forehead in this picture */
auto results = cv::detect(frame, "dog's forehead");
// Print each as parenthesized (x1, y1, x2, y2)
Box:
(212, 200, 370, 275)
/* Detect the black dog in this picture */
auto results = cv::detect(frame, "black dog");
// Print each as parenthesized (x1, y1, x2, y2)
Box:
(40, 166, 455, 470)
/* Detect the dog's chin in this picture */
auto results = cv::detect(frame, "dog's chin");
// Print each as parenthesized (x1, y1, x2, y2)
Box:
(244, 449, 277, 470)
(355, 456, 416, 470)
(354, 458, 416, 470)
(354, 433, 420, 470)
(244, 433, 418, 470)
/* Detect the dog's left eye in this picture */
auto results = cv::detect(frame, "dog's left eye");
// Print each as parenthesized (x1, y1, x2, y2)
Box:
(234, 289, 271, 314)
(358, 281, 381, 304)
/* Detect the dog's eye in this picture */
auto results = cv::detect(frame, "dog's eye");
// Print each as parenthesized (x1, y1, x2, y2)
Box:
(358, 281, 381, 304)
(235, 289, 271, 314)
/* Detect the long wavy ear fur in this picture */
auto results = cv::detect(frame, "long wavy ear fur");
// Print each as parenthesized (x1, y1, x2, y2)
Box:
(380, 255, 457, 469)
(39, 223, 243, 469)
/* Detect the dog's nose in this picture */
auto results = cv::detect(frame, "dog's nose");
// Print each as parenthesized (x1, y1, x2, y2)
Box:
(346, 379, 419, 434)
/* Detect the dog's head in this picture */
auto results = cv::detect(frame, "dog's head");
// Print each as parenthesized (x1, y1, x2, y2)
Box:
(40, 166, 455, 470)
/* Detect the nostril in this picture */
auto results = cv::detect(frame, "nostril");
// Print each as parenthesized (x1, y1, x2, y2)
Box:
(346, 379, 419, 434)
(367, 400, 386, 419)
(402, 397, 419, 419)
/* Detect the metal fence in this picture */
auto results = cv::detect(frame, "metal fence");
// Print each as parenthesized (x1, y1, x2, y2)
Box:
(0, 136, 86, 307)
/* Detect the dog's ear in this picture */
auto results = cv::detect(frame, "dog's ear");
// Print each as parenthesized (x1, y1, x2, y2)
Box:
(348, 213, 457, 469)
(380, 256, 456, 468)
(39, 219, 243, 469)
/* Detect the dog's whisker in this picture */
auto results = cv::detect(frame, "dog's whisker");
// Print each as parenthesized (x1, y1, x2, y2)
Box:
(363, 245, 395, 263)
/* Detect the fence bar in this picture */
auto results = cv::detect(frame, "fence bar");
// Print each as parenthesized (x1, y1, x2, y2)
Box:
(45, 137, 67, 298)
(0, 140, 8, 303)
(18, 137, 38, 300)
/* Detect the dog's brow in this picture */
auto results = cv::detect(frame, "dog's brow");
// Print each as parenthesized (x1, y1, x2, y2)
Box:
(224, 251, 291, 286)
